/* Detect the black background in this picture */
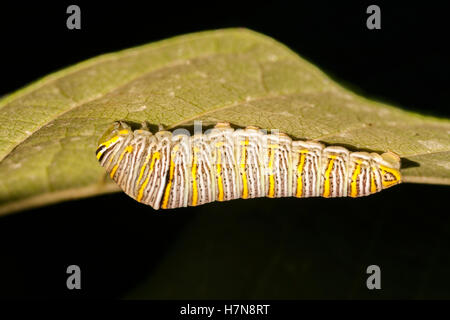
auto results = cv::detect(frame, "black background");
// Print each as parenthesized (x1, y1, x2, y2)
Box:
(0, 1, 449, 299)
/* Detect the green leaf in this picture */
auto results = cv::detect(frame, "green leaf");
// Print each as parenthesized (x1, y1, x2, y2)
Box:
(0, 28, 449, 216)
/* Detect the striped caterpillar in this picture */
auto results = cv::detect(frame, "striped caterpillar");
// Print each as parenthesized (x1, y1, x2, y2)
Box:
(96, 121, 401, 210)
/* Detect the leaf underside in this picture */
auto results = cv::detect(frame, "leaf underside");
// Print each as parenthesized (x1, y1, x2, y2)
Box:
(0, 28, 449, 215)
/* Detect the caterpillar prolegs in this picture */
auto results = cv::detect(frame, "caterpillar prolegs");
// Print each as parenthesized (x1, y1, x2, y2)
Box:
(96, 121, 401, 210)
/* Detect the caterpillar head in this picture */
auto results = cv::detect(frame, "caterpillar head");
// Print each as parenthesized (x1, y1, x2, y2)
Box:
(97, 121, 131, 146)
(96, 121, 131, 161)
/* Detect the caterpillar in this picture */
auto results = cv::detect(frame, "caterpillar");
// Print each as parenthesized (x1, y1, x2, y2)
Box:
(96, 121, 401, 210)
